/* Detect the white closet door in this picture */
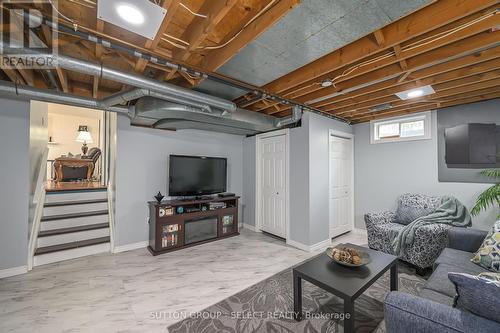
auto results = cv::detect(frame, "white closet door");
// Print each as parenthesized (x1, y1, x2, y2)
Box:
(329, 135, 353, 238)
(259, 134, 286, 238)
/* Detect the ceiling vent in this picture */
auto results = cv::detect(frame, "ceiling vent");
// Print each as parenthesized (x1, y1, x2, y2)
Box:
(369, 103, 392, 113)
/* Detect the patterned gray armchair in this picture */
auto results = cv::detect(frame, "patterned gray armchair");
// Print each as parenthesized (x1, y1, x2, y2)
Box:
(365, 194, 451, 271)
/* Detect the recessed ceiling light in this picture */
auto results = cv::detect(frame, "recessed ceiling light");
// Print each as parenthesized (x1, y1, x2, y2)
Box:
(321, 80, 333, 87)
(97, 0, 167, 40)
(116, 4, 145, 25)
(407, 89, 424, 98)
(395, 85, 435, 100)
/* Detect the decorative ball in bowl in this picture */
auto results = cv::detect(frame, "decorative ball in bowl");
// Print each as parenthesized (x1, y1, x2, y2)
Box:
(325, 245, 371, 267)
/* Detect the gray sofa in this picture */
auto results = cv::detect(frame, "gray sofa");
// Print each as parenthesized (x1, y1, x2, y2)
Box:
(384, 227, 500, 332)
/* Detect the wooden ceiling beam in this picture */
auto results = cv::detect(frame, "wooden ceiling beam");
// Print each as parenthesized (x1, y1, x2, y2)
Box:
(351, 89, 500, 123)
(259, 9, 500, 111)
(251, 4, 499, 114)
(314, 45, 500, 109)
(1, 68, 26, 85)
(200, 0, 301, 72)
(93, 19, 105, 99)
(259, 0, 497, 95)
(373, 29, 386, 47)
(324, 59, 500, 113)
(346, 79, 500, 119)
(55, 68, 69, 92)
(134, 1, 181, 74)
(260, 29, 500, 115)
(327, 67, 500, 116)
(173, 0, 239, 63)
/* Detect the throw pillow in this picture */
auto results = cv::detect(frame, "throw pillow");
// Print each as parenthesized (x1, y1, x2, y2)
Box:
(448, 272, 500, 323)
(396, 193, 440, 225)
(478, 272, 500, 282)
(471, 219, 500, 272)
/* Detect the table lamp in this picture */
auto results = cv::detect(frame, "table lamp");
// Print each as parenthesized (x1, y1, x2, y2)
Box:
(76, 125, 93, 156)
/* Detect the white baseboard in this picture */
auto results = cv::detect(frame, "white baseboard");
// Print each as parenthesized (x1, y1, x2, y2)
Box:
(309, 239, 332, 252)
(286, 239, 309, 251)
(286, 238, 331, 253)
(113, 241, 148, 253)
(242, 223, 260, 232)
(0, 265, 28, 279)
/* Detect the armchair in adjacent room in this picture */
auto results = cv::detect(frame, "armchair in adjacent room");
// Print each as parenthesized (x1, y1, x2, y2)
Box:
(54, 147, 101, 181)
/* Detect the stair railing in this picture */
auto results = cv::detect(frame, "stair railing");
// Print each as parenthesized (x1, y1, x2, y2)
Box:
(27, 147, 49, 271)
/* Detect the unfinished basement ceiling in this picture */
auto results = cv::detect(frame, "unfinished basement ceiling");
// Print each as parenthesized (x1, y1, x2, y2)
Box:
(197, 0, 432, 99)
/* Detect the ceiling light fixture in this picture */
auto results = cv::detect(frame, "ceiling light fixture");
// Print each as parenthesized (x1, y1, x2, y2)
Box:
(407, 89, 424, 98)
(321, 80, 333, 87)
(116, 4, 145, 25)
(97, 0, 167, 40)
(395, 85, 435, 100)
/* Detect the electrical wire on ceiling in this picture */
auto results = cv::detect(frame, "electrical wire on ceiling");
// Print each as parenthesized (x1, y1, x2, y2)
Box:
(160, 0, 278, 51)
(48, 0, 78, 27)
(179, 3, 208, 18)
(318, 9, 498, 89)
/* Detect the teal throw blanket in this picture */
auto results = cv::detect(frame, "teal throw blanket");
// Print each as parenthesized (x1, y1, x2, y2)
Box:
(392, 196, 471, 256)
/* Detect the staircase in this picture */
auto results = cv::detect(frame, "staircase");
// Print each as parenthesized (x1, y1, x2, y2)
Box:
(34, 188, 111, 266)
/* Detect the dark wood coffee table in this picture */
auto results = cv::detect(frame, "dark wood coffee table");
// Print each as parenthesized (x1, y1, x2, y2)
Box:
(293, 243, 398, 332)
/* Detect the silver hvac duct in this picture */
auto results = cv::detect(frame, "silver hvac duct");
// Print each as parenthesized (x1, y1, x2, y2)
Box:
(0, 80, 302, 135)
(0, 80, 130, 114)
(53, 54, 236, 113)
(0, 41, 236, 113)
(275, 105, 302, 127)
(101, 88, 213, 114)
(132, 97, 301, 135)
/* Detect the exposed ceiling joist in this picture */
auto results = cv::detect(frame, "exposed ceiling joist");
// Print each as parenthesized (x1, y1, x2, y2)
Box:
(352, 87, 500, 122)
(200, 0, 301, 72)
(260, 0, 497, 95)
(172, 0, 239, 63)
(249, 6, 500, 114)
(134, 1, 181, 74)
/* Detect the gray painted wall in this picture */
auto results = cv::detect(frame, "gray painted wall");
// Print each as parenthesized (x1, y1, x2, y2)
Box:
(289, 116, 310, 245)
(437, 99, 500, 183)
(243, 112, 353, 247)
(353, 108, 497, 231)
(242, 136, 256, 227)
(115, 115, 244, 246)
(0, 98, 30, 270)
(307, 112, 353, 245)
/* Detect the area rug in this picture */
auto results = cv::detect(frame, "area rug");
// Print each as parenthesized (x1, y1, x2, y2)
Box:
(168, 259, 425, 333)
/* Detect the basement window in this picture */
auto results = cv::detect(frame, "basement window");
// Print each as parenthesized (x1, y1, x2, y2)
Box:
(370, 111, 431, 144)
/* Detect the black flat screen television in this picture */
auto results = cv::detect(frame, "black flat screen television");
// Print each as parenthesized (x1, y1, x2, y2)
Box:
(169, 155, 227, 196)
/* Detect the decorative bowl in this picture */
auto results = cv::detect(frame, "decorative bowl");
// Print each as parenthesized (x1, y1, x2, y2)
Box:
(325, 245, 371, 267)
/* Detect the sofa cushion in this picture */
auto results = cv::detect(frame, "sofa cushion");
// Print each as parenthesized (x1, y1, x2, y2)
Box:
(471, 219, 500, 272)
(419, 288, 454, 306)
(435, 248, 488, 273)
(396, 193, 441, 225)
(448, 272, 500, 323)
(425, 263, 485, 297)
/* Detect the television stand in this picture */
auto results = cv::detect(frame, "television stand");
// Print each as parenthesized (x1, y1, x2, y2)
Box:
(147, 196, 239, 255)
